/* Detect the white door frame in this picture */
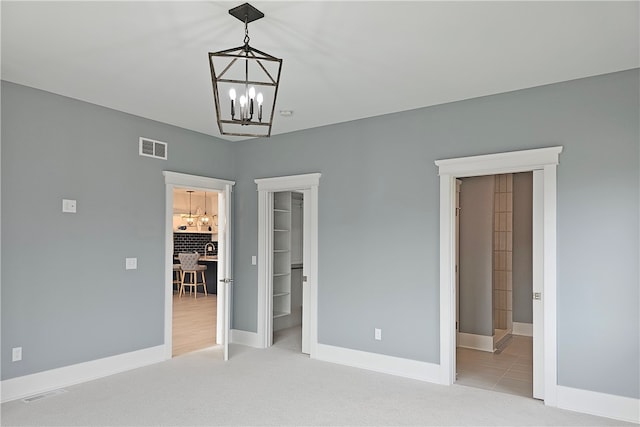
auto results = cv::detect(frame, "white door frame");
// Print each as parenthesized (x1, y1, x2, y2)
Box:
(163, 171, 235, 359)
(435, 147, 562, 406)
(255, 173, 321, 355)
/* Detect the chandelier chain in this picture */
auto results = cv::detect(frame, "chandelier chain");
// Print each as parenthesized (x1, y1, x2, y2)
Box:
(244, 17, 250, 46)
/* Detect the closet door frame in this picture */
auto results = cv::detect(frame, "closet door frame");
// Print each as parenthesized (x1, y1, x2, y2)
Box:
(255, 173, 321, 354)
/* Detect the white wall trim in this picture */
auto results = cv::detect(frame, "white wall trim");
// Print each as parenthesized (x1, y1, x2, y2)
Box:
(255, 173, 321, 192)
(435, 146, 563, 406)
(435, 147, 562, 177)
(557, 385, 640, 424)
(315, 344, 441, 384)
(163, 171, 235, 190)
(0, 345, 165, 403)
(229, 329, 262, 348)
(512, 322, 533, 337)
(457, 332, 494, 352)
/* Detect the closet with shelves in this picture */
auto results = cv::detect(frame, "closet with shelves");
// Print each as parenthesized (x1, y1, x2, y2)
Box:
(272, 192, 292, 319)
(272, 191, 304, 332)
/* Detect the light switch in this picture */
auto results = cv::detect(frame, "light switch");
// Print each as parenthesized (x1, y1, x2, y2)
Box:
(12, 347, 22, 362)
(62, 199, 77, 213)
(125, 258, 137, 270)
(251, 255, 257, 265)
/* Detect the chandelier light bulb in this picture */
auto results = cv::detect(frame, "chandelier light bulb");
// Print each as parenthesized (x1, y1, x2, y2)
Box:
(249, 86, 256, 99)
(239, 95, 247, 107)
(229, 88, 237, 118)
(257, 92, 264, 122)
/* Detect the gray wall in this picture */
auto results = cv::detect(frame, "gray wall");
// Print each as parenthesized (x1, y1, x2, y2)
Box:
(232, 69, 639, 398)
(1, 81, 235, 380)
(458, 176, 494, 336)
(512, 172, 533, 324)
(2, 69, 638, 400)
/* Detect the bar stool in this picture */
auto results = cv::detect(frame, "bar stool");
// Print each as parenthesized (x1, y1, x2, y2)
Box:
(178, 253, 207, 298)
(172, 264, 182, 293)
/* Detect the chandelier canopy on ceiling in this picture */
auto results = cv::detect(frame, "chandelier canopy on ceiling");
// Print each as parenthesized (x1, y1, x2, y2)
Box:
(209, 3, 283, 138)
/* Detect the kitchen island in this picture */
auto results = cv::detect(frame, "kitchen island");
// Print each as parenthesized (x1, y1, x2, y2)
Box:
(198, 256, 218, 294)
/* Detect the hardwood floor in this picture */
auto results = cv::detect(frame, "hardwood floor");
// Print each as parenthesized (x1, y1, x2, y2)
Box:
(172, 292, 217, 357)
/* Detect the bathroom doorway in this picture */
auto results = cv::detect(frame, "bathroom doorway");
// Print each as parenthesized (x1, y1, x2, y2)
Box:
(436, 146, 562, 404)
(455, 172, 534, 398)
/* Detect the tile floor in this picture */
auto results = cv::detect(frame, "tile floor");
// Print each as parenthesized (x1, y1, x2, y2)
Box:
(456, 335, 533, 398)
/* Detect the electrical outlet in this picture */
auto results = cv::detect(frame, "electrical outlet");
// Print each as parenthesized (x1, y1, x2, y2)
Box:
(374, 328, 382, 341)
(125, 258, 137, 270)
(62, 199, 77, 213)
(12, 347, 22, 362)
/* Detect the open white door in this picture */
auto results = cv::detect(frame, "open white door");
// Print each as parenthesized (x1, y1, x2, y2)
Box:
(455, 180, 461, 351)
(218, 186, 233, 361)
(532, 170, 544, 399)
(301, 188, 311, 354)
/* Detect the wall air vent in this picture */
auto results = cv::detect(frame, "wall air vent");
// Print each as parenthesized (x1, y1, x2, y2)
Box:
(139, 137, 167, 160)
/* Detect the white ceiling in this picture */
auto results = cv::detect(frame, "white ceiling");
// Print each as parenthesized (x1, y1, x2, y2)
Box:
(2, 1, 638, 141)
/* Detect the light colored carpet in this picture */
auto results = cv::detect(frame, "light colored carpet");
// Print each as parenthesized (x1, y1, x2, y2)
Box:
(0, 327, 630, 426)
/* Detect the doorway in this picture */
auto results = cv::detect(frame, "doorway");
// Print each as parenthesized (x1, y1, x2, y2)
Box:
(163, 172, 236, 361)
(455, 173, 534, 398)
(255, 173, 321, 356)
(436, 146, 562, 406)
(271, 191, 305, 351)
(171, 189, 219, 357)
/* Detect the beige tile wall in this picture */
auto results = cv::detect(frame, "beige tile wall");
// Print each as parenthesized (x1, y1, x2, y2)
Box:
(494, 174, 513, 330)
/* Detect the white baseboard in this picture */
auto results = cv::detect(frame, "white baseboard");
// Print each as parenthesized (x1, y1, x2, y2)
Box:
(230, 329, 261, 348)
(457, 332, 494, 352)
(0, 345, 165, 403)
(512, 322, 533, 337)
(315, 343, 442, 384)
(557, 385, 640, 424)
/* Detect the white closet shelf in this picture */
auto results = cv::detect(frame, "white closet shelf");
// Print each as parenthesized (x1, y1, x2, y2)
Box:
(273, 292, 290, 298)
(273, 311, 289, 319)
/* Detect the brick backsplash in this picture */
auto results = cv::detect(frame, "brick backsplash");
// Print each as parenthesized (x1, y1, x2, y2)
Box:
(173, 233, 217, 256)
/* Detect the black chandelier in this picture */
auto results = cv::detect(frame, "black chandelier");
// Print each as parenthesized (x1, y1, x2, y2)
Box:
(209, 3, 283, 138)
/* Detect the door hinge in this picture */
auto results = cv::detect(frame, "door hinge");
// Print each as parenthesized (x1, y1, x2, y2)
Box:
(533, 292, 542, 300)
(302, 275, 308, 282)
